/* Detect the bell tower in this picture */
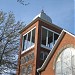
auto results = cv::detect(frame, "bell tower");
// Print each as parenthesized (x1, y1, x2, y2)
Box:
(16, 10, 62, 75)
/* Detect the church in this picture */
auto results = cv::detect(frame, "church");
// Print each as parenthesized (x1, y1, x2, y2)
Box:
(16, 10, 75, 75)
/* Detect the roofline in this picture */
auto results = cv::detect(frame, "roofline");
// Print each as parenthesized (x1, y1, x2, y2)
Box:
(19, 17, 62, 33)
(63, 29, 75, 38)
(37, 29, 75, 72)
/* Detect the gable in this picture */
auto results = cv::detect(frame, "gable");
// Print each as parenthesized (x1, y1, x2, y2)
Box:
(37, 30, 75, 74)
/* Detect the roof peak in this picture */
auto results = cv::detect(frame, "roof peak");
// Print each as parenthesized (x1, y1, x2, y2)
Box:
(33, 10, 52, 23)
(41, 9, 44, 13)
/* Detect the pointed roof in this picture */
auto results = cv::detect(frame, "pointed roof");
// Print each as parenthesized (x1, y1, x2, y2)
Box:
(37, 30, 75, 72)
(33, 10, 52, 23)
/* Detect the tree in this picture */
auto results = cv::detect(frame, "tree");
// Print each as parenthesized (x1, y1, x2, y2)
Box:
(0, 10, 24, 74)
(17, 0, 29, 5)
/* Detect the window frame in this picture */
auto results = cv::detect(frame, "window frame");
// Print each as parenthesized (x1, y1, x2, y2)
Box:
(41, 26, 59, 50)
(22, 27, 36, 53)
(54, 47, 75, 75)
(40, 51, 48, 60)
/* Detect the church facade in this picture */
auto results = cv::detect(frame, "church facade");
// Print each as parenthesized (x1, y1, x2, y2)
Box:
(16, 11, 75, 75)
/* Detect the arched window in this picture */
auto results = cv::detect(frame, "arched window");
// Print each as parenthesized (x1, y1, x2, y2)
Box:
(55, 47, 75, 75)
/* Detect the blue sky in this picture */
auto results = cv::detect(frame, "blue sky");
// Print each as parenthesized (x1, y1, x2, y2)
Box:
(0, 0, 74, 34)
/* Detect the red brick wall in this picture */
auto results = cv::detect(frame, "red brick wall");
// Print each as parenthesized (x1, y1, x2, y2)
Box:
(16, 18, 62, 75)
(41, 33, 75, 75)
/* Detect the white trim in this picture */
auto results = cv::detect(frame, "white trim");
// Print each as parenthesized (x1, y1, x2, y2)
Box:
(41, 44, 51, 50)
(22, 27, 36, 52)
(63, 29, 75, 38)
(53, 33, 54, 45)
(23, 26, 36, 36)
(46, 30, 48, 46)
(21, 44, 35, 54)
(41, 26, 59, 50)
(30, 30, 32, 45)
(42, 26, 60, 35)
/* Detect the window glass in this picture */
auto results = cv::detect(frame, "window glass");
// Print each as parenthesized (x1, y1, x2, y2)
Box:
(23, 28, 35, 51)
(40, 51, 48, 60)
(44, 52, 48, 60)
(41, 27, 59, 50)
(55, 47, 75, 75)
(32, 29, 35, 45)
(27, 32, 31, 48)
(40, 52, 44, 60)
(54, 33, 59, 44)
(41, 28, 47, 46)
(48, 31, 53, 49)
(72, 56, 75, 74)
(23, 34, 27, 50)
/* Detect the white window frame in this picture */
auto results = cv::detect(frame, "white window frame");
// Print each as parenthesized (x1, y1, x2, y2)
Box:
(22, 27, 36, 54)
(41, 26, 59, 50)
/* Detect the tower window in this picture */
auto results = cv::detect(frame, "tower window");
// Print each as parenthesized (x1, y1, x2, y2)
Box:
(41, 26, 59, 50)
(40, 52, 44, 60)
(41, 28, 47, 45)
(40, 51, 48, 60)
(44, 52, 48, 60)
(23, 28, 35, 51)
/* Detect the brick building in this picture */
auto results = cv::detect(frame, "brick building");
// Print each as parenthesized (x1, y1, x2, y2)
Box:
(16, 10, 75, 75)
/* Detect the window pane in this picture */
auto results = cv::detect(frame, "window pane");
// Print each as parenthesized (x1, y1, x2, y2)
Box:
(72, 56, 75, 74)
(23, 34, 27, 50)
(55, 48, 75, 75)
(40, 52, 44, 60)
(44, 52, 48, 60)
(61, 48, 72, 75)
(22, 28, 35, 51)
(48, 31, 53, 49)
(56, 54, 61, 75)
(41, 28, 47, 46)
(54, 33, 59, 44)
(31, 29, 35, 45)
(27, 32, 31, 48)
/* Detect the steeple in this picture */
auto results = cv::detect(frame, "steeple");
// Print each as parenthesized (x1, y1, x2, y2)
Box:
(33, 10, 52, 23)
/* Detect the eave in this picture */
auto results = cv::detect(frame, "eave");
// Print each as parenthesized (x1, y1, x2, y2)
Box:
(19, 17, 62, 33)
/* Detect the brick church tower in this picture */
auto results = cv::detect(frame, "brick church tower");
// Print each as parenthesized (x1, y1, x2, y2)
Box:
(16, 10, 62, 75)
